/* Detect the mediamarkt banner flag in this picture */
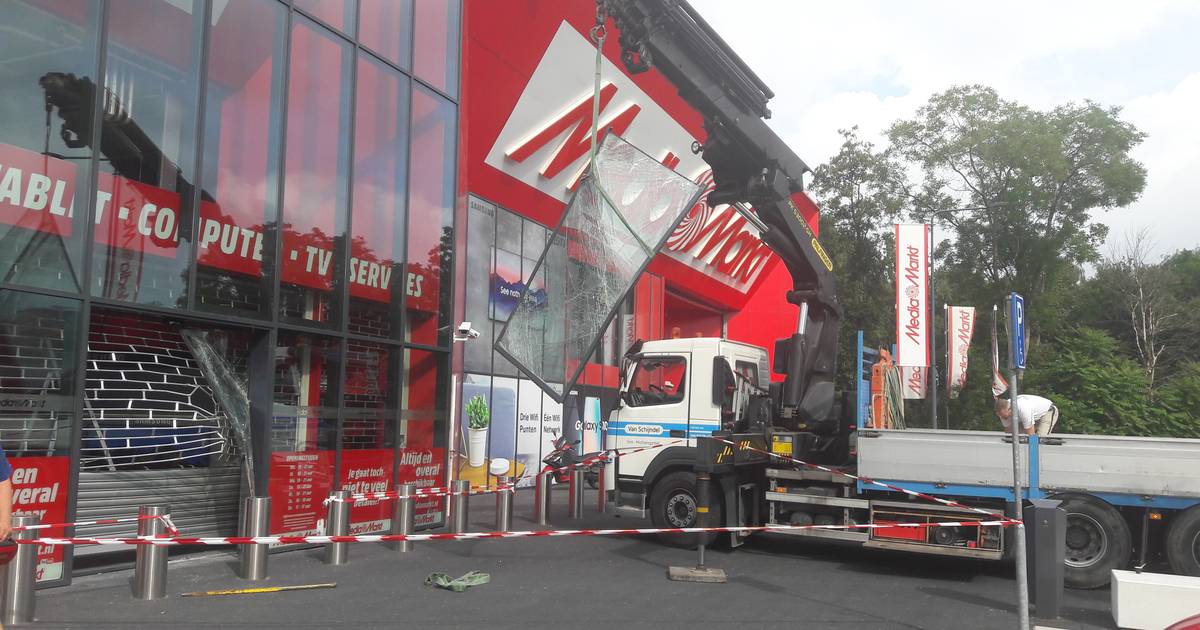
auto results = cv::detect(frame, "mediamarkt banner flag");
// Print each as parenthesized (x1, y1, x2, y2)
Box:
(901, 365, 927, 399)
(895, 224, 931, 367)
(946, 306, 976, 399)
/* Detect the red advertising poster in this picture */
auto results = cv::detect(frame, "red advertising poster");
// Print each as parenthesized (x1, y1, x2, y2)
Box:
(8, 456, 70, 583)
(398, 447, 446, 527)
(340, 449, 394, 535)
(268, 451, 334, 537)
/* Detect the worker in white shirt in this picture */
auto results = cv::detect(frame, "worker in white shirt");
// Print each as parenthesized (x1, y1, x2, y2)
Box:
(995, 392, 1059, 436)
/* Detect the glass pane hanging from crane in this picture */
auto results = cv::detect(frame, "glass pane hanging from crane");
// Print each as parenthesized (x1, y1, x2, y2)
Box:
(496, 133, 704, 403)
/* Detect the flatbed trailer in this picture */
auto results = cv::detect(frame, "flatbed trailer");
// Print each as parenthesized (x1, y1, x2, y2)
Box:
(609, 333, 1200, 589)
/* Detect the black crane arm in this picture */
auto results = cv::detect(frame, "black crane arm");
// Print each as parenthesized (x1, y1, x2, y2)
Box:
(605, 0, 841, 429)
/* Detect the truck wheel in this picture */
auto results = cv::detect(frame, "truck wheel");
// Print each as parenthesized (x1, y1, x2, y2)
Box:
(1166, 506, 1200, 577)
(649, 471, 722, 548)
(1051, 493, 1131, 589)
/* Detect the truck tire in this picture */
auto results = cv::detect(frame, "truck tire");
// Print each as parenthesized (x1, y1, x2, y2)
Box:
(1051, 493, 1131, 589)
(648, 471, 722, 548)
(1166, 505, 1200, 577)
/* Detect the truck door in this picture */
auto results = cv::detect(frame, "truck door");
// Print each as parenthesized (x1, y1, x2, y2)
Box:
(610, 353, 691, 478)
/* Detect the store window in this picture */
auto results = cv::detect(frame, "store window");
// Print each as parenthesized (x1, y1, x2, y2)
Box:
(343, 339, 398, 452)
(406, 86, 456, 347)
(403, 348, 448, 527)
(270, 331, 339, 536)
(627, 356, 687, 407)
(413, 0, 461, 97)
(0, 290, 81, 458)
(91, 0, 204, 307)
(0, 1, 101, 293)
(359, 0, 413, 69)
(279, 17, 352, 329)
(195, 0, 287, 319)
(348, 54, 409, 339)
(295, 0, 356, 36)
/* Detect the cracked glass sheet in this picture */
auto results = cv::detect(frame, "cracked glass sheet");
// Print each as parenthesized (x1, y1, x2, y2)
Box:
(496, 134, 704, 401)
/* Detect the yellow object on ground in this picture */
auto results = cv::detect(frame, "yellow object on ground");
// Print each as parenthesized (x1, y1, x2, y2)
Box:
(180, 583, 337, 597)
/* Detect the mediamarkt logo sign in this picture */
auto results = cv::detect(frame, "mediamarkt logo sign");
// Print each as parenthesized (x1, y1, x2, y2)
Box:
(485, 22, 771, 294)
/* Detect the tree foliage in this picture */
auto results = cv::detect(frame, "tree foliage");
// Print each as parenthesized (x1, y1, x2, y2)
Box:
(803, 84, 1199, 437)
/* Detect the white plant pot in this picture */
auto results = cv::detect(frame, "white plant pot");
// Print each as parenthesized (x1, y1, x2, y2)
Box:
(468, 427, 488, 468)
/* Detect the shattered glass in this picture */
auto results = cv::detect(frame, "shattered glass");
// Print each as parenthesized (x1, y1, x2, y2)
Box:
(496, 134, 704, 402)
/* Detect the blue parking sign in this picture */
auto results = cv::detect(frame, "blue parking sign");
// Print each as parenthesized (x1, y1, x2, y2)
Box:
(1010, 293, 1026, 369)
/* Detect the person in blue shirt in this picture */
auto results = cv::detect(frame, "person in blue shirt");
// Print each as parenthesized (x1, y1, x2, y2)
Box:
(0, 448, 12, 541)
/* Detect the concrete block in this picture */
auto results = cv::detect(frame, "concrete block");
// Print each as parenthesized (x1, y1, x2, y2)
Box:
(1111, 570, 1200, 630)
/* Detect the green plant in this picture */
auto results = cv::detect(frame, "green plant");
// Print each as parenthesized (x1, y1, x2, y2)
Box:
(466, 395, 490, 430)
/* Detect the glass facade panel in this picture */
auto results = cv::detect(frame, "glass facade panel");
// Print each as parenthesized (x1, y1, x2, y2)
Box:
(91, 0, 204, 307)
(406, 86, 456, 347)
(402, 348, 446, 452)
(0, 290, 81, 457)
(0, 1, 100, 293)
(272, 331, 340, 453)
(413, 0, 461, 97)
(342, 339, 397, 451)
(279, 17, 353, 328)
(349, 55, 409, 339)
(359, 0, 413, 69)
(294, 0, 356, 36)
(196, 0, 287, 318)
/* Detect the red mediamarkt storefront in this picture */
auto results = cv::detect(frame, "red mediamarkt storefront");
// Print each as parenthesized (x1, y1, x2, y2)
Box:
(449, 0, 814, 488)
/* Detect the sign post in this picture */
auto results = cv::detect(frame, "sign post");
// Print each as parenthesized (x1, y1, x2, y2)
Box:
(1007, 292, 1030, 630)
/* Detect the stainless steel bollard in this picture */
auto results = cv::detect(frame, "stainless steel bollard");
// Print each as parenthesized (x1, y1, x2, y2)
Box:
(568, 468, 584, 519)
(239, 496, 270, 580)
(495, 476, 514, 532)
(535, 470, 552, 525)
(2, 515, 39, 625)
(324, 490, 350, 565)
(596, 460, 607, 513)
(391, 483, 415, 552)
(449, 480, 470, 534)
(133, 505, 170, 600)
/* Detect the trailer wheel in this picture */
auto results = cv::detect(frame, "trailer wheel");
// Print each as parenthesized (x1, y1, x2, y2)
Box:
(649, 471, 722, 548)
(1051, 493, 1131, 589)
(1166, 505, 1200, 577)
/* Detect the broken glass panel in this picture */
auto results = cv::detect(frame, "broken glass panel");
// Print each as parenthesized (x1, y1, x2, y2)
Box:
(496, 134, 703, 402)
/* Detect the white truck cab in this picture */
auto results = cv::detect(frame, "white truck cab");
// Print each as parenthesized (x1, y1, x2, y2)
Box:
(606, 337, 769, 528)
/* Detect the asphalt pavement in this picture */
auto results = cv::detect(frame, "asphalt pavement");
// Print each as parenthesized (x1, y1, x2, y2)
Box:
(35, 487, 1113, 629)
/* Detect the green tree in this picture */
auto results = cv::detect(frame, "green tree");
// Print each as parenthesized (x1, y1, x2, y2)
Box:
(887, 85, 1147, 338)
(808, 128, 905, 390)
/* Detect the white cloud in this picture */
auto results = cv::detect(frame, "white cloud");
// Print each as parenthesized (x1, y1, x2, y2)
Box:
(689, 0, 1200, 257)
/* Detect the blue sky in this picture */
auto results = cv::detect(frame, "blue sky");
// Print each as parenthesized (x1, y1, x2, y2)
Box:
(691, 0, 1200, 260)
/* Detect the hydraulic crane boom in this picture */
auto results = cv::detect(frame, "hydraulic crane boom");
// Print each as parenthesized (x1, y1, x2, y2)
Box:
(605, 0, 842, 431)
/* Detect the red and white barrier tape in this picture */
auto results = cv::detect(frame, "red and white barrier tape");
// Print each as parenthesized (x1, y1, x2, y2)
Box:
(327, 484, 514, 505)
(26, 519, 1015, 547)
(715, 437, 1018, 524)
(331, 440, 682, 505)
(15, 513, 178, 535)
(542, 439, 685, 476)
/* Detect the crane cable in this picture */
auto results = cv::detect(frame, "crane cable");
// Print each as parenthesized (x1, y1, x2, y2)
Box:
(588, 3, 608, 169)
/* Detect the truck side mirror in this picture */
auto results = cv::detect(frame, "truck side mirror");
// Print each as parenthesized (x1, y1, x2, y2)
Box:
(712, 356, 736, 409)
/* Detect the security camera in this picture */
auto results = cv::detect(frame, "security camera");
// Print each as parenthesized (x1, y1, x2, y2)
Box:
(454, 321, 480, 341)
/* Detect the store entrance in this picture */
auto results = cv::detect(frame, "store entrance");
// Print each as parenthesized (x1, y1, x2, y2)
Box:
(74, 309, 255, 550)
(662, 291, 724, 340)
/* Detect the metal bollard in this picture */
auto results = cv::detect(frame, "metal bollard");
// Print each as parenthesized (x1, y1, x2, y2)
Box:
(2, 515, 39, 624)
(568, 468, 584, 519)
(534, 470, 552, 526)
(239, 496, 270, 580)
(449, 480, 470, 534)
(324, 490, 350, 565)
(495, 476, 514, 532)
(133, 505, 170, 599)
(596, 459, 607, 513)
(1025, 498, 1065, 619)
(391, 483, 415, 552)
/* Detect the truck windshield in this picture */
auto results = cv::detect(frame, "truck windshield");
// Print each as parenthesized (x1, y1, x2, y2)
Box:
(627, 356, 687, 407)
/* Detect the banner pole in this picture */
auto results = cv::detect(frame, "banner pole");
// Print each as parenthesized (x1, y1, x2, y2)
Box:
(1006, 296, 1031, 630)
